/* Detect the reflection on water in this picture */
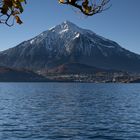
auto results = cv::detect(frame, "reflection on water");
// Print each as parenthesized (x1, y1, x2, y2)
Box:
(0, 83, 140, 139)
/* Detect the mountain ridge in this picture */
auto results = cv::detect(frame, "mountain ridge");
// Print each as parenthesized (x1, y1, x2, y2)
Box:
(0, 21, 140, 73)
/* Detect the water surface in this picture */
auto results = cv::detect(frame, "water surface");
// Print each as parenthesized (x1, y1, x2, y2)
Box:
(0, 83, 140, 140)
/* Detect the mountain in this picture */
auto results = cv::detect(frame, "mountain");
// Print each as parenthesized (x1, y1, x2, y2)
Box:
(0, 67, 48, 82)
(40, 63, 106, 75)
(0, 21, 140, 73)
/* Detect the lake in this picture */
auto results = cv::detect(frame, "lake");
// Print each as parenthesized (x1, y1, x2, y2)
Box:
(0, 83, 140, 140)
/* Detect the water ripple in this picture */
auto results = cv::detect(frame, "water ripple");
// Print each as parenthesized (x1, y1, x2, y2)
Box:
(0, 83, 140, 140)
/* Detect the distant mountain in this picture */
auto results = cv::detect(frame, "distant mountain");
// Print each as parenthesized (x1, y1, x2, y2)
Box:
(0, 21, 140, 73)
(0, 67, 47, 82)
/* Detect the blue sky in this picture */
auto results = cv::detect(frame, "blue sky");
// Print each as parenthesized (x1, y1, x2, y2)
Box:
(0, 0, 140, 54)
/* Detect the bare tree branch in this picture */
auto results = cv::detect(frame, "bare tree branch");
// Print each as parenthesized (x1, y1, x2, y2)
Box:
(0, 0, 111, 27)
(59, 0, 111, 16)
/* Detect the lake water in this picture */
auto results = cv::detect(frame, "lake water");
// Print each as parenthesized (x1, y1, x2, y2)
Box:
(0, 83, 140, 140)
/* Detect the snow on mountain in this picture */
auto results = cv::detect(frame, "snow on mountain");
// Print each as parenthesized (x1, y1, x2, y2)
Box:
(0, 21, 140, 72)
(25, 21, 126, 56)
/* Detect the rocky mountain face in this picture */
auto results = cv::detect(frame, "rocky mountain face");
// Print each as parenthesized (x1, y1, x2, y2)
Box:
(0, 21, 140, 73)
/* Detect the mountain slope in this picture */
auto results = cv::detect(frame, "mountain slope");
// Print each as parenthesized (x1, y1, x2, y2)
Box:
(41, 63, 106, 74)
(0, 21, 140, 72)
(0, 67, 48, 82)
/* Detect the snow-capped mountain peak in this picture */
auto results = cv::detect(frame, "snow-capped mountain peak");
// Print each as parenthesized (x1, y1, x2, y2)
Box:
(47, 21, 92, 36)
(1, 21, 140, 73)
(19, 21, 138, 58)
(49, 21, 80, 31)
(28, 21, 82, 45)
